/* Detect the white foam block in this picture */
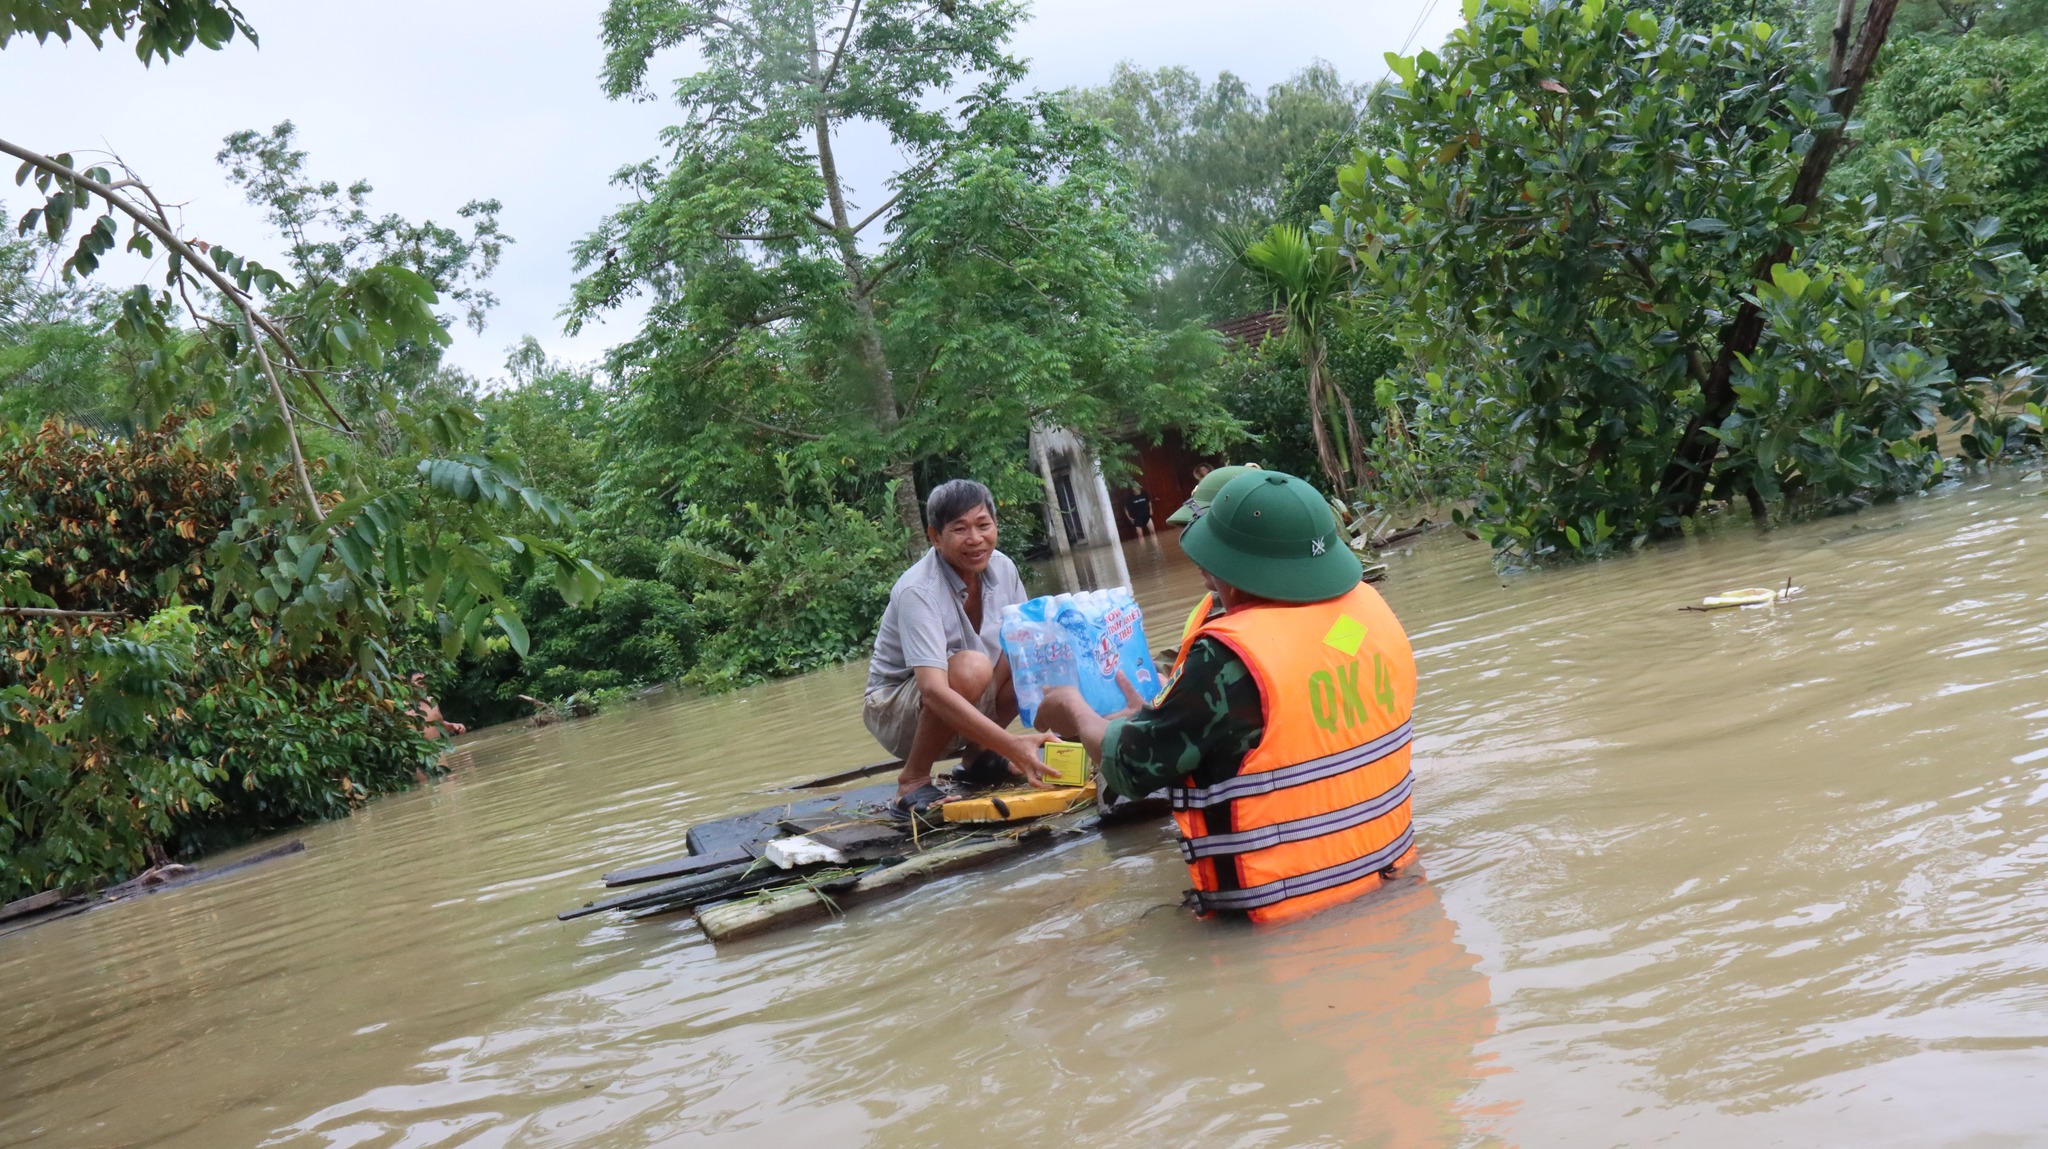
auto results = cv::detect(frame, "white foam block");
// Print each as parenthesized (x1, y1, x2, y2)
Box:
(764, 835, 848, 869)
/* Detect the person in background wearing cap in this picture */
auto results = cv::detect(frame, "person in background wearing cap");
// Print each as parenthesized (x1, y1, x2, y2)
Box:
(1033, 469, 1419, 924)
(1159, 463, 1262, 690)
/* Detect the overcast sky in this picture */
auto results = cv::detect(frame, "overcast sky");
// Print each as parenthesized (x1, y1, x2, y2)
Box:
(0, 0, 1462, 382)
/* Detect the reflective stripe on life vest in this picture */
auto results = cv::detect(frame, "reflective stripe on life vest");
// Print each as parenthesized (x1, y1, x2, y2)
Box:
(1180, 770, 1412, 862)
(1192, 824, 1416, 914)
(1170, 720, 1413, 810)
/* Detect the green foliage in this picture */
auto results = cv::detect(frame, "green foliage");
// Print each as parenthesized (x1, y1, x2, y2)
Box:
(477, 338, 608, 506)
(1066, 62, 1369, 321)
(1216, 320, 1467, 507)
(2, 0, 605, 890)
(0, 0, 254, 61)
(1223, 222, 1373, 498)
(0, 228, 131, 430)
(1339, 0, 2037, 563)
(8, 135, 602, 668)
(0, 602, 212, 900)
(0, 422, 447, 899)
(560, 0, 1228, 679)
(1893, 0, 2048, 37)
(665, 496, 902, 690)
(218, 122, 510, 337)
(1846, 34, 2048, 377)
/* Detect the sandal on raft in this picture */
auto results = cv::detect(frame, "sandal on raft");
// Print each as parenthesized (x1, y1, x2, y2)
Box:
(886, 781, 953, 826)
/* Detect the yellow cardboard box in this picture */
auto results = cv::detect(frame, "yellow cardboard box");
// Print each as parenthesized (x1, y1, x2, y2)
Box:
(1042, 740, 1088, 787)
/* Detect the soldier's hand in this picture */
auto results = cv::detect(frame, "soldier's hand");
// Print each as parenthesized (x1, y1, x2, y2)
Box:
(1108, 671, 1145, 719)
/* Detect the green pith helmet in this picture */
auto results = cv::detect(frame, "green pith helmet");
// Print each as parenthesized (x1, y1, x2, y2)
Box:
(1164, 464, 1261, 526)
(1180, 470, 1361, 603)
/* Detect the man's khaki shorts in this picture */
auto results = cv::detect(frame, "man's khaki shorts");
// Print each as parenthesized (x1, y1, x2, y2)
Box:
(863, 673, 1000, 760)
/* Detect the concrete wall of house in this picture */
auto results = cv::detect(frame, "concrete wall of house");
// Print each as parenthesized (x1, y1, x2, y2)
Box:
(1029, 426, 1132, 588)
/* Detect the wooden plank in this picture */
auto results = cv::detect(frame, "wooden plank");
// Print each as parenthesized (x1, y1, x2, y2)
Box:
(558, 860, 765, 921)
(602, 848, 750, 888)
(624, 868, 827, 921)
(694, 814, 1089, 943)
(0, 889, 63, 923)
(696, 839, 1022, 942)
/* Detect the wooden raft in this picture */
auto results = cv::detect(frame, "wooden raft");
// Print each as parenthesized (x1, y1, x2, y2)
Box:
(557, 768, 1167, 942)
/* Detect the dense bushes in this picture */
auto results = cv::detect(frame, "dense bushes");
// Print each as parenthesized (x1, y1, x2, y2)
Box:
(1338, 0, 2045, 562)
(0, 422, 439, 898)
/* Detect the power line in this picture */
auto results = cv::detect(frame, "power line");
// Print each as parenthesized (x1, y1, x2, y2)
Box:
(1400, 0, 1444, 56)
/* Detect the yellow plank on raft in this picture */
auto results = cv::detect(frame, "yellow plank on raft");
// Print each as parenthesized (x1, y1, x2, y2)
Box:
(941, 783, 1096, 823)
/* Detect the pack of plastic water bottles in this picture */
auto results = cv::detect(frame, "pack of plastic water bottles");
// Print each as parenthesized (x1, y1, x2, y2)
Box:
(1000, 588, 1161, 727)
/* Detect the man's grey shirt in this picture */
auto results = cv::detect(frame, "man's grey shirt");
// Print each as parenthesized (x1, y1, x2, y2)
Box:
(865, 548, 1028, 696)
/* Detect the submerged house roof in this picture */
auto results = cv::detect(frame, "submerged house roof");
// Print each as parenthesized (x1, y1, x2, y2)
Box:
(1212, 309, 1286, 347)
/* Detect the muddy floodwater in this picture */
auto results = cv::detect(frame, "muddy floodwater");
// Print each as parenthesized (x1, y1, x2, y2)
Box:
(5, 479, 2048, 1148)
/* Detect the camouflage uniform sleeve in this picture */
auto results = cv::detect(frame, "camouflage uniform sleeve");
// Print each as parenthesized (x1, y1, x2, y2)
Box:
(1098, 637, 1265, 799)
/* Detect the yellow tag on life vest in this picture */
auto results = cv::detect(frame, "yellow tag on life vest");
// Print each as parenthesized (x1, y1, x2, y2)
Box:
(1322, 614, 1367, 656)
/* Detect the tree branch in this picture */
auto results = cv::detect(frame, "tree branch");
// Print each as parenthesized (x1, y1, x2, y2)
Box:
(1826, 0, 1859, 91)
(857, 254, 905, 297)
(0, 607, 127, 619)
(819, 0, 865, 94)
(0, 137, 358, 440)
(849, 187, 909, 237)
(246, 314, 325, 519)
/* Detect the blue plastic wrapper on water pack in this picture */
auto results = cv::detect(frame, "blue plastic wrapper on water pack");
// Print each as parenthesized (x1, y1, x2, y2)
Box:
(999, 587, 1162, 727)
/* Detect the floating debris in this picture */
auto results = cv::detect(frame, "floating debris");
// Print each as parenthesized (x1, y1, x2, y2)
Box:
(1682, 579, 1802, 612)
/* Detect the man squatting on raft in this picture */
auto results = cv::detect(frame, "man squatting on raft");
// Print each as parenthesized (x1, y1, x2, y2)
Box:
(1034, 470, 1420, 924)
(864, 479, 1058, 823)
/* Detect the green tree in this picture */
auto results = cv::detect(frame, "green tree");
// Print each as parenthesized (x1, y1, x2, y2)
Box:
(0, 0, 254, 60)
(570, 0, 1228, 549)
(1225, 223, 1370, 498)
(0, 228, 130, 429)
(1340, 0, 2031, 560)
(477, 337, 608, 506)
(2, 0, 605, 892)
(1066, 62, 1369, 322)
(1856, 34, 2048, 263)
(1841, 32, 2048, 381)
(1894, 0, 2048, 36)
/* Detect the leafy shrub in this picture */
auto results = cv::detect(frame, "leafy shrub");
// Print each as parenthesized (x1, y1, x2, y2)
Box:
(667, 500, 900, 691)
(1340, 0, 2040, 563)
(0, 605, 212, 899)
(441, 572, 696, 725)
(0, 421, 440, 898)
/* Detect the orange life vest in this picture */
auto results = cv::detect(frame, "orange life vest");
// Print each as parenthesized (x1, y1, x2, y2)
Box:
(1154, 591, 1218, 704)
(1171, 582, 1418, 924)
